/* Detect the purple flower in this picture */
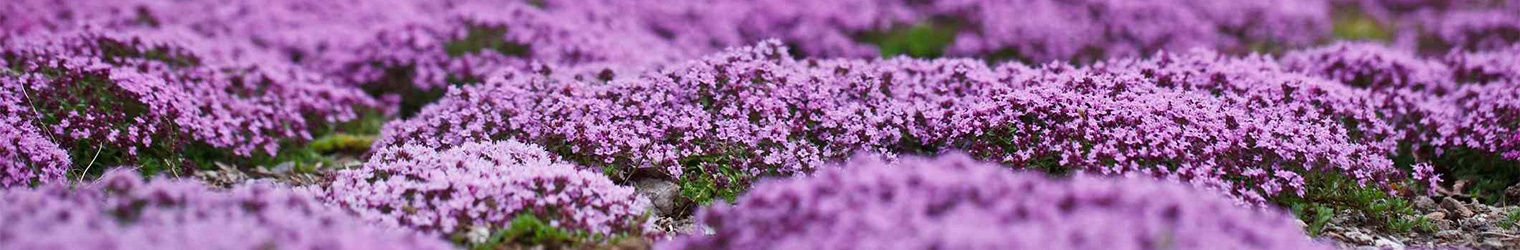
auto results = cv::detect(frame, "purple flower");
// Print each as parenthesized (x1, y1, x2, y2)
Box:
(0, 168, 454, 250)
(0, 28, 381, 173)
(659, 153, 1331, 250)
(327, 140, 652, 237)
(377, 41, 1411, 205)
(0, 75, 70, 188)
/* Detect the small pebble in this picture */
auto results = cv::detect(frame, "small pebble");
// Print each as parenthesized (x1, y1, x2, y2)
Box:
(1424, 211, 1447, 221)
(1480, 240, 1504, 249)
(1345, 231, 1374, 244)
(634, 179, 682, 217)
(1373, 238, 1404, 249)
(1506, 183, 1520, 202)
(1434, 230, 1462, 240)
(1415, 196, 1438, 211)
(1443, 197, 1475, 218)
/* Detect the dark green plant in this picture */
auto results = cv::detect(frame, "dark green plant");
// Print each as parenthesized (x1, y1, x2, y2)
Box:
(1399, 146, 1520, 205)
(678, 153, 759, 205)
(455, 214, 645, 250)
(1331, 5, 1394, 42)
(309, 134, 376, 155)
(1276, 173, 1432, 234)
(1501, 209, 1520, 229)
(1290, 203, 1336, 237)
(860, 22, 958, 58)
(444, 25, 532, 58)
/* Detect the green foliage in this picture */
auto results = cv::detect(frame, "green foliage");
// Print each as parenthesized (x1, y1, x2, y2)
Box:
(1397, 143, 1520, 204)
(678, 155, 756, 205)
(861, 22, 958, 58)
(1289, 203, 1336, 237)
(240, 111, 391, 172)
(1331, 5, 1394, 41)
(309, 134, 375, 155)
(1501, 209, 1520, 229)
(1276, 173, 1432, 234)
(454, 214, 643, 249)
(317, 109, 389, 136)
(445, 25, 531, 58)
(498, 215, 578, 246)
(1441, 148, 1520, 204)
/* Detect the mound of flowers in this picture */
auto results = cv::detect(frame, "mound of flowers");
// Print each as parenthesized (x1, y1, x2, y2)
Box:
(376, 40, 1431, 204)
(326, 140, 652, 241)
(4, 0, 1338, 70)
(0, 168, 453, 249)
(0, 77, 70, 187)
(659, 153, 1331, 250)
(0, 28, 381, 183)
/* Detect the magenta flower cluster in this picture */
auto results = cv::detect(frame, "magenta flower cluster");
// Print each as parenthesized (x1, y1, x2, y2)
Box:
(0, 28, 380, 168)
(1345, 0, 1520, 53)
(934, 0, 1331, 62)
(376, 40, 1436, 205)
(1412, 2, 1520, 51)
(324, 0, 692, 92)
(0, 168, 454, 250)
(1282, 42, 1520, 162)
(579, 0, 1334, 62)
(659, 153, 1331, 250)
(326, 140, 652, 237)
(0, 76, 70, 188)
(3, 0, 1341, 86)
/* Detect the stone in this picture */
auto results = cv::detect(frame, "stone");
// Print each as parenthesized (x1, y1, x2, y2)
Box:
(1344, 231, 1374, 244)
(1424, 211, 1447, 221)
(1373, 238, 1404, 249)
(1459, 217, 1489, 230)
(1324, 232, 1343, 241)
(1414, 196, 1438, 211)
(1434, 230, 1462, 240)
(1433, 219, 1456, 230)
(610, 237, 653, 250)
(272, 161, 296, 174)
(1480, 240, 1504, 249)
(465, 225, 491, 245)
(1443, 197, 1475, 218)
(635, 178, 683, 217)
(1507, 183, 1520, 202)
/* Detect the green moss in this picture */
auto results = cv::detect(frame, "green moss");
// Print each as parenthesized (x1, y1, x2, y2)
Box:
(444, 25, 531, 58)
(309, 134, 375, 155)
(861, 22, 959, 58)
(1332, 6, 1394, 42)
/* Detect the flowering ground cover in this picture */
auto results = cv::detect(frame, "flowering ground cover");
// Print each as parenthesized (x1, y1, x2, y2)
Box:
(2, 0, 1519, 249)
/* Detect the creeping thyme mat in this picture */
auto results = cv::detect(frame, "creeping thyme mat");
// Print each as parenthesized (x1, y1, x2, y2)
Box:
(3, 0, 1520, 249)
